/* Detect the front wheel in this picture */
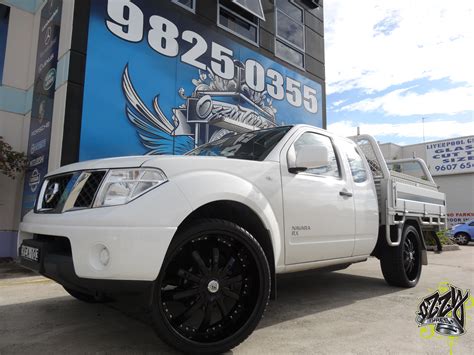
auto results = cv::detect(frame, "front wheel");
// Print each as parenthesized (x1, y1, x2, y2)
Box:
(151, 219, 271, 354)
(455, 233, 470, 245)
(380, 225, 422, 288)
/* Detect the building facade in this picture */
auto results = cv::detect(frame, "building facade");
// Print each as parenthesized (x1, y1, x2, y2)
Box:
(0, 0, 326, 256)
(380, 136, 474, 228)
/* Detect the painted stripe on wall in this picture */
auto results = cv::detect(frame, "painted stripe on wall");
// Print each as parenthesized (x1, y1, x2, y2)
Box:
(0, 231, 18, 257)
(0, 85, 33, 114)
(2, 0, 44, 14)
(55, 51, 70, 90)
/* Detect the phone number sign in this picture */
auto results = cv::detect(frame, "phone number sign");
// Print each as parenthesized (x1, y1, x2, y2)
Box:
(80, 0, 323, 160)
(426, 136, 474, 176)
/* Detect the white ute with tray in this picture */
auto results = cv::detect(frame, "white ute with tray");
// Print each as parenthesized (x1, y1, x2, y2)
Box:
(19, 125, 446, 354)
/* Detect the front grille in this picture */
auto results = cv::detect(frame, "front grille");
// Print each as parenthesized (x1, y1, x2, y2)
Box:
(74, 171, 106, 208)
(37, 170, 107, 213)
(41, 174, 74, 210)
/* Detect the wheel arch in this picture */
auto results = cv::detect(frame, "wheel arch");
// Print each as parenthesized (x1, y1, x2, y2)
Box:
(404, 218, 426, 250)
(176, 200, 278, 299)
(372, 218, 427, 264)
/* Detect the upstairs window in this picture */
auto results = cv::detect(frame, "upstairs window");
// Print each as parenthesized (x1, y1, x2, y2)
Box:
(218, 0, 259, 46)
(0, 4, 9, 84)
(275, 0, 305, 68)
(231, 0, 265, 20)
(172, 0, 196, 13)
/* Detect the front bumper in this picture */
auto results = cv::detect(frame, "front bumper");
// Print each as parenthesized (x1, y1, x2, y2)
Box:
(18, 179, 191, 282)
(19, 236, 153, 297)
(19, 214, 176, 282)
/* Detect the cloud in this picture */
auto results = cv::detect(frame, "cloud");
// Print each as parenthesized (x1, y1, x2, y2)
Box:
(327, 120, 474, 141)
(325, 0, 474, 95)
(338, 85, 474, 116)
(331, 99, 347, 107)
(373, 11, 401, 36)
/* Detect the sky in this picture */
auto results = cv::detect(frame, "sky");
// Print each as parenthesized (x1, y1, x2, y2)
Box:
(323, 0, 474, 145)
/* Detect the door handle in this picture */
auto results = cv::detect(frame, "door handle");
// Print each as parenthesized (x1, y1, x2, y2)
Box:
(339, 190, 353, 197)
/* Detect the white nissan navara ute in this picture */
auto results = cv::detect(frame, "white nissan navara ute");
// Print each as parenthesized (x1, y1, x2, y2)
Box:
(19, 125, 446, 354)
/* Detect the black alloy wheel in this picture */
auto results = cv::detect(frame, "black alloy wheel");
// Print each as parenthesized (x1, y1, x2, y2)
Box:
(402, 232, 419, 282)
(381, 225, 422, 288)
(151, 219, 271, 354)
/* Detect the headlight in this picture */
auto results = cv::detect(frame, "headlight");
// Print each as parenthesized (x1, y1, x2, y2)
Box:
(94, 168, 167, 207)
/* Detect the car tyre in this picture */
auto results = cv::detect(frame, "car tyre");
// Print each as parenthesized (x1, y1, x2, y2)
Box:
(150, 219, 271, 354)
(455, 233, 470, 245)
(380, 225, 422, 288)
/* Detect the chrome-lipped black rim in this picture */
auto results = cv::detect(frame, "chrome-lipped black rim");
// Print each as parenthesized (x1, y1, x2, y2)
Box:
(403, 233, 419, 281)
(159, 233, 261, 343)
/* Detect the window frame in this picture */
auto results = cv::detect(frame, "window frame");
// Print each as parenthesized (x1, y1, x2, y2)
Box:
(217, 1, 260, 47)
(347, 145, 369, 184)
(290, 131, 342, 179)
(274, 0, 305, 69)
(231, 0, 266, 21)
(171, 0, 196, 13)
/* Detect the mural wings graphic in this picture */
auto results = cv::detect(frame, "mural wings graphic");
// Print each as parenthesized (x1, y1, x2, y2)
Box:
(122, 65, 195, 155)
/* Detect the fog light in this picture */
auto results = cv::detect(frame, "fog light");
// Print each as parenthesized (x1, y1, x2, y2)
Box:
(99, 246, 110, 266)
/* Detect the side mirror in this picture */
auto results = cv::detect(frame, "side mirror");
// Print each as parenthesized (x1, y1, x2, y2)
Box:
(289, 144, 330, 173)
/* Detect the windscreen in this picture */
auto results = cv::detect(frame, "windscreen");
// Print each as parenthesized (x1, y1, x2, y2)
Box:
(186, 126, 292, 161)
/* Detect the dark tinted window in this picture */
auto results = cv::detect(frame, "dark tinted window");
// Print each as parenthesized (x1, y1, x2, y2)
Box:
(218, 0, 258, 44)
(276, 12, 304, 49)
(275, 0, 305, 67)
(172, 0, 195, 10)
(276, 0, 303, 21)
(187, 126, 291, 161)
(232, 0, 265, 20)
(275, 40, 304, 67)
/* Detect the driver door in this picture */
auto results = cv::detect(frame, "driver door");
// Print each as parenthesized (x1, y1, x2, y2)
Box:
(280, 130, 356, 264)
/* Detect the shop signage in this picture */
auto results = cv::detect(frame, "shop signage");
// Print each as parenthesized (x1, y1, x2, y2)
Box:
(425, 136, 474, 176)
(80, 0, 323, 160)
(21, 0, 62, 217)
(447, 212, 474, 227)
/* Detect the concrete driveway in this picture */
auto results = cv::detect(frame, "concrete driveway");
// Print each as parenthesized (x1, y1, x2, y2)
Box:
(1, 246, 473, 354)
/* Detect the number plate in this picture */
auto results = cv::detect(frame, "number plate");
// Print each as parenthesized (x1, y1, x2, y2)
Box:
(20, 245, 40, 263)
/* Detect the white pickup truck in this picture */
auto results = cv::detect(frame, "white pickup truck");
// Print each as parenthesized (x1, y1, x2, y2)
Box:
(19, 125, 446, 354)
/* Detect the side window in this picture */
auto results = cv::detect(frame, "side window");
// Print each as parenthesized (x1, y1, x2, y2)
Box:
(341, 141, 368, 183)
(293, 132, 340, 178)
(469, 221, 474, 227)
(171, 0, 196, 12)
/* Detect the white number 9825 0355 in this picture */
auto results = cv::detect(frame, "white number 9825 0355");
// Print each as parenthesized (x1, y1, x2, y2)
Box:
(105, 0, 319, 114)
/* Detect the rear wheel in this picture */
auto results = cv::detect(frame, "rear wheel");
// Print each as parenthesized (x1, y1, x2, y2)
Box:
(380, 225, 422, 288)
(455, 233, 470, 245)
(151, 219, 271, 354)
